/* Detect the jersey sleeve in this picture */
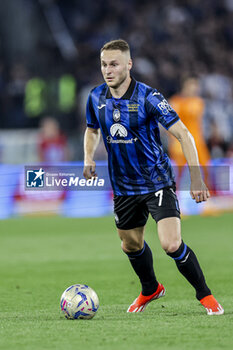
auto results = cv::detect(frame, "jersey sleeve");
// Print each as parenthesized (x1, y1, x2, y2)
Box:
(86, 92, 100, 129)
(145, 90, 179, 129)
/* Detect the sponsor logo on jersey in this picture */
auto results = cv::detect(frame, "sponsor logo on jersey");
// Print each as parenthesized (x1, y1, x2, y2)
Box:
(110, 123, 128, 137)
(158, 99, 174, 115)
(106, 136, 138, 144)
(107, 123, 137, 144)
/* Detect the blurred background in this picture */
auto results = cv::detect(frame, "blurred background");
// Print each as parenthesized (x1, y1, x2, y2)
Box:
(0, 0, 232, 218)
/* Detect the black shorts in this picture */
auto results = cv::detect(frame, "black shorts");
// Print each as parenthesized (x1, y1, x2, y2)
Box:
(113, 187, 180, 230)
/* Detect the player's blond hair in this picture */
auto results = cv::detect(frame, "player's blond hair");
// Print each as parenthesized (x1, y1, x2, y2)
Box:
(100, 39, 130, 54)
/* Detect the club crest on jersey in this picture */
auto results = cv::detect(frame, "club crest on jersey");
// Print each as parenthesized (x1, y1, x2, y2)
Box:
(113, 109, 121, 122)
(110, 123, 128, 138)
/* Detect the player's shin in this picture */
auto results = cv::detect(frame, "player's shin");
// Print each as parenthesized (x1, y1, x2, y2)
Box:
(124, 241, 159, 296)
(167, 241, 211, 300)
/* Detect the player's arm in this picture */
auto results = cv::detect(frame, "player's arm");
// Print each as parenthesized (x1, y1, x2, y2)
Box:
(83, 127, 100, 180)
(168, 120, 210, 203)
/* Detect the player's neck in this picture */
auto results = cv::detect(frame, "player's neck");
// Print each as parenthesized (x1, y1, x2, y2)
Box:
(110, 76, 131, 99)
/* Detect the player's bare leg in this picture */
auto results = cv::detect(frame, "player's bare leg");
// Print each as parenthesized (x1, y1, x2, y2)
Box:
(118, 226, 145, 253)
(118, 226, 165, 312)
(157, 217, 182, 253)
(157, 217, 224, 315)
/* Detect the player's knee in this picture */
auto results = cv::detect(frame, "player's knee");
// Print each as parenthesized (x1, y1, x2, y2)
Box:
(161, 240, 181, 254)
(121, 239, 143, 253)
(118, 229, 144, 253)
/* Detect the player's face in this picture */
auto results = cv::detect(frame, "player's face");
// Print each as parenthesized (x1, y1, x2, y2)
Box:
(100, 50, 132, 89)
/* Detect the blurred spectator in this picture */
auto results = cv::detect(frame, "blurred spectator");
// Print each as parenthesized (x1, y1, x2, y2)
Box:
(38, 117, 69, 163)
(169, 78, 210, 165)
(4, 63, 29, 128)
(0, 60, 7, 128)
(206, 121, 229, 159)
(169, 77, 211, 185)
(200, 73, 233, 159)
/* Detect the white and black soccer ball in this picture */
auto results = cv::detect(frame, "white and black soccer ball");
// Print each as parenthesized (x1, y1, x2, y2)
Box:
(60, 284, 99, 319)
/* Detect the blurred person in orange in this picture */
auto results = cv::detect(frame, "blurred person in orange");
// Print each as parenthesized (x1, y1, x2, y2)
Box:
(169, 78, 210, 187)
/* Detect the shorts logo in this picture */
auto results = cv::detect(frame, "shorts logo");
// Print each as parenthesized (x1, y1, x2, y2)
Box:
(158, 99, 174, 115)
(114, 213, 119, 223)
(26, 168, 45, 188)
(110, 123, 128, 138)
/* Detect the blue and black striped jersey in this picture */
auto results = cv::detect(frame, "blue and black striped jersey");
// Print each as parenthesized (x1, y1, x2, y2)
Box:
(86, 78, 179, 196)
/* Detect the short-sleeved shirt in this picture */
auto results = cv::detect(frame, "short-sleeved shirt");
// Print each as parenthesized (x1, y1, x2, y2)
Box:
(86, 77, 179, 196)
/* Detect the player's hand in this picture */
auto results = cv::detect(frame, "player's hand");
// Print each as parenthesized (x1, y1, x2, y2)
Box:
(190, 180, 210, 203)
(83, 161, 97, 180)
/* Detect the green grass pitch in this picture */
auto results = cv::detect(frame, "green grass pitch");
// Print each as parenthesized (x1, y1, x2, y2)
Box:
(0, 213, 232, 350)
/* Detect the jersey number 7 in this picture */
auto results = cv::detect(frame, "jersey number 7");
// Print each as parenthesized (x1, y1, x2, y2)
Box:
(155, 190, 163, 206)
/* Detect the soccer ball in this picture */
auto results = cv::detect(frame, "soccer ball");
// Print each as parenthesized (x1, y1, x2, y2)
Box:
(60, 284, 99, 320)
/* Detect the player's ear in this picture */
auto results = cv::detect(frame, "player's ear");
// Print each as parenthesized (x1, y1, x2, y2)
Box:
(128, 58, 133, 71)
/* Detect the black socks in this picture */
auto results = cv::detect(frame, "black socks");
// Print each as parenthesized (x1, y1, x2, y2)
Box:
(124, 240, 211, 300)
(167, 241, 211, 300)
(125, 241, 159, 296)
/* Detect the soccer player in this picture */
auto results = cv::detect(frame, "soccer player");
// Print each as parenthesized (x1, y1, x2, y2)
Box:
(83, 39, 224, 315)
